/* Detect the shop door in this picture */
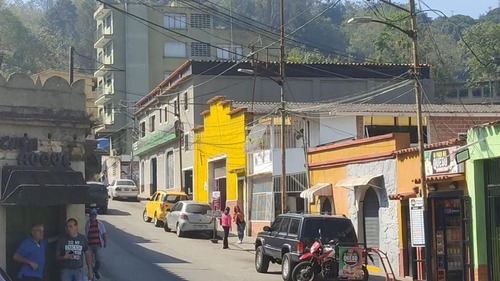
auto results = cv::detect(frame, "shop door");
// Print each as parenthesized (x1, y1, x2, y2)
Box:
(486, 159, 500, 281)
(363, 187, 380, 266)
(6, 206, 64, 280)
(150, 158, 157, 195)
(216, 178, 227, 210)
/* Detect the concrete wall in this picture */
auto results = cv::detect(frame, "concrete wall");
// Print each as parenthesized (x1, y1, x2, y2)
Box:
(346, 159, 399, 275)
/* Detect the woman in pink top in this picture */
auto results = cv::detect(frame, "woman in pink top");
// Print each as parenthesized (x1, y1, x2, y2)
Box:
(221, 207, 232, 249)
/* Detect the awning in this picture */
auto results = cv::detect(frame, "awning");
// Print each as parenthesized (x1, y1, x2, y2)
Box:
(389, 191, 418, 200)
(335, 174, 383, 188)
(1, 166, 90, 206)
(300, 183, 332, 202)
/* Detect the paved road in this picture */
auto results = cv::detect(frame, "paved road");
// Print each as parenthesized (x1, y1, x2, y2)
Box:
(91, 199, 392, 281)
(93, 199, 283, 281)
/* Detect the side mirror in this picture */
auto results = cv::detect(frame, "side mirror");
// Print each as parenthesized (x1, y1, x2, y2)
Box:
(263, 226, 272, 232)
(166, 208, 171, 212)
(146, 197, 151, 201)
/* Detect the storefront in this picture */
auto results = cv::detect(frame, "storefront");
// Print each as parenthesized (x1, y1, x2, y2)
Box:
(0, 74, 90, 279)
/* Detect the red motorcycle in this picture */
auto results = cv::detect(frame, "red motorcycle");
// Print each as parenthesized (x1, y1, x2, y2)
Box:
(291, 238, 369, 281)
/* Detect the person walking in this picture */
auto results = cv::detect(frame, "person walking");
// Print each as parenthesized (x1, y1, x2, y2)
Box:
(85, 209, 107, 280)
(233, 205, 245, 244)
(13, 223, 58, 281)
(57, 218, 93, 281)
(221, 207, 232, 249)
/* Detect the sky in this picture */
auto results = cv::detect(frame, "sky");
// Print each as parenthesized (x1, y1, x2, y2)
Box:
(357, 0, 499, 19)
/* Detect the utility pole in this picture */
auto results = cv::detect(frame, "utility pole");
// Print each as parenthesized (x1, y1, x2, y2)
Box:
(69, 47, 75, 84)
(176, 93, 184, 193)
(408, 1, 431, 280)
(279, 0, 287, 215)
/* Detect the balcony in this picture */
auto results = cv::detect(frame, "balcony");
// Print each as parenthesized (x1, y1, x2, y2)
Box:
(94, 58, 113, 77)
(94, 86, 113, 105)
(94, 3, 111, 20)
(94, 115, 115, 133)
(94, 28, 112, 49)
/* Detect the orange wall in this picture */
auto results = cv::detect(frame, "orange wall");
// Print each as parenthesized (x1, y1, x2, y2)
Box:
(309, 166, 348, 215)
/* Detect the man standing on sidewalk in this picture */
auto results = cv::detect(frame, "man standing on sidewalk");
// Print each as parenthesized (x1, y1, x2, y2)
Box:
(57, 218, 93, 281)
(85, 209, 107, 280)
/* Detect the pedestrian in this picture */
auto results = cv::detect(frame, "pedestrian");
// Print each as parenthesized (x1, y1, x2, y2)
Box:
(57, 218, 93, 281)
(13, 223, 58, 281)
(221, 207, 232, 249)
(85, 209, 107, 280)
(232, 205, 245, 244)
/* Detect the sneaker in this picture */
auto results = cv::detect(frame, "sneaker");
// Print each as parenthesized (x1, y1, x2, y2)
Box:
(237, 240, 242, 244)
(94, 272, 100, 279)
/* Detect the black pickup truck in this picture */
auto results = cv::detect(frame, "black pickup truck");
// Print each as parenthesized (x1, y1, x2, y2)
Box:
(254, 213, 358, 281)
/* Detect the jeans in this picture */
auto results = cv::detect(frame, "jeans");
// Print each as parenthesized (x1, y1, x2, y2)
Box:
(222, 226, 230, 248)
(237, 221, 246, 241)
(90, 247, 102, 274)
(61, 268, 84, 281)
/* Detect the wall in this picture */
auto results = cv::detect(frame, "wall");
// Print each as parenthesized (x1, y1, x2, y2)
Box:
(271, 148, 306, 176)
(318, 115, 358, 145)
(429, 116, 500, 143)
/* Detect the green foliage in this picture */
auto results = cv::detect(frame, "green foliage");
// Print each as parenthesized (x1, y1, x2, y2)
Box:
(460, 22, 500, 82)
(287, 47, 335, 63)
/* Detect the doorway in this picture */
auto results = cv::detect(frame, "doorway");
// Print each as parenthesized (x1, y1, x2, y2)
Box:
(184, 169, 193, 196)
(150, 157, 157, 195)
(216, 178, 227, 211)
(363, 187, 380, 265)
(321, 197, 333, 215)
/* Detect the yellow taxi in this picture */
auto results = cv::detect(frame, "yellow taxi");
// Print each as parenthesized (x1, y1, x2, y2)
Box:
(142, 190, 188, 227)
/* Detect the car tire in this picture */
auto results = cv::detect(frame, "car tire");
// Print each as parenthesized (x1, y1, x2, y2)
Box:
(154, 213, 162, 227)
(282, 253, 295, 281)
(164, 220, 171, 232)
(255, 245, 270, 273)
(99, 206, 108, 214)
(142, 209, 152, 222)
(176, 224, 183, 237)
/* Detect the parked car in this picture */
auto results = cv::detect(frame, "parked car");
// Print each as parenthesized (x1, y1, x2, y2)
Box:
(107, 179, 139, 200)
(164, 201, 214, 237)
(86, 181, 109, 214)
(143, 190, 188, 227)
(254, 213, 357, 281)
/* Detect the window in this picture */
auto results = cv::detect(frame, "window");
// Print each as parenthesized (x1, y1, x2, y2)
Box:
(164, 72, 172, 80)
(191, 14, 210, 28)
(164, 13, 186, 29)
(216, 45, 242, 60)
(174, 99, 179, 116)
(484, 86, 491, 97)
(164, 42, 186, 57)
(104, 42, 113, 64)
(149, 115, 156, 132)
(184, 92, 188, 110)
(280, 218, 290, 233)
(447, 89, 457, 98)
(271, 217, 283, 230)
(184, 133, 189, 151)
(164, 106, 169, 123)
(104, 14, 113, 33)
(459, 89, 468, 98)
(472, 88, 482, 98)
(190, 42, 210, 57)
(288, 219, 300, 236)
(140, 122, 146, 138)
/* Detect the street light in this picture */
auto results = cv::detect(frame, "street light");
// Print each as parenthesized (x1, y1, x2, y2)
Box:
(348, 1, 431, 280)
(238, 67, 287, 215)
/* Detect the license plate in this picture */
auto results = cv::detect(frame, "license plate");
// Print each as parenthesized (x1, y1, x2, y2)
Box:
(124, 188, 130, 191)
(194, 225, 206, 229)
(90, 203, 97, 207)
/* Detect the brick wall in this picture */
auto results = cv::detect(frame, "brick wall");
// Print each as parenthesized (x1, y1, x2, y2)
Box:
(429, 116, 499, 142)
(249, 221, 271, 237)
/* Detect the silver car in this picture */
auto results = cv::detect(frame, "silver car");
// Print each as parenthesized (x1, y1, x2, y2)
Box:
(107, 179, 139, 200)
(164, 201, 214, 237)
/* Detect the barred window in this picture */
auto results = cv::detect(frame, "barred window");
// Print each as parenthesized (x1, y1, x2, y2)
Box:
(216, 45, 242, 60)
(191, 42, 210, 57)
(191, 14, 210, 28)
(164, 13, 186, 29)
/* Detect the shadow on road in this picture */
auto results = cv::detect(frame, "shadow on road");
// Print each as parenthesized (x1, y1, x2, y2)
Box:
(101, 209, 132, 216)
(100, 220, 189, 281)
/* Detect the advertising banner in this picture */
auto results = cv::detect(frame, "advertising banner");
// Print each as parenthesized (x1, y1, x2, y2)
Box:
(424, 146, 463, 175)
(338, 246, 364, 280)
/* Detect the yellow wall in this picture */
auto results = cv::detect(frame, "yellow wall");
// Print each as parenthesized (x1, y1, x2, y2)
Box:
(193, 99, 247, 203)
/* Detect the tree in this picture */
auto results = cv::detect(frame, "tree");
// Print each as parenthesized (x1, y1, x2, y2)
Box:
(460, 22, 500, 83)
(431, 15, 475, 41)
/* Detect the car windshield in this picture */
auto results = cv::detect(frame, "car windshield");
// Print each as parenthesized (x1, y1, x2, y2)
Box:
(164, 195, 188, 203)
(303, 219, 357, 244)
(185, 204, 211, 214)
(88, 184, 106, 192)
(117, 180, 135, 186)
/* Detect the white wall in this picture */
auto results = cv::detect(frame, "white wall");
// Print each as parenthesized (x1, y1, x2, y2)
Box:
(272, 148, 307, 176)
(318, 115, 358, 146)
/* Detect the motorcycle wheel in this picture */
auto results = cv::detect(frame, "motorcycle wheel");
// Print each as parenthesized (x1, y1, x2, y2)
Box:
(291, 261, 315, 281)
(363, 265, 369, 281)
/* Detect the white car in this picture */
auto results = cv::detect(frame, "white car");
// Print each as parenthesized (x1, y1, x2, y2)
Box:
(164, 201, 214, 237)
(108, 179, 139, 200)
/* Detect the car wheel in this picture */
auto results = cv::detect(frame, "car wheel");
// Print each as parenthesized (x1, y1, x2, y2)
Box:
(164, 219, 171, 232)
(282, 253, 295, 281)
(142, 209, 152, 222)
(255, 245, 270, 273)
(99, 205, 108, 214)
(154, 213, 163, 227)
(176, 224, 183, 237)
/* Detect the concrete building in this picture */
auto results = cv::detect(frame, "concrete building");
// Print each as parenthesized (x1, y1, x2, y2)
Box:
(133, 60, 434, 199)
(93, 0, 277, 157)
(0, 73, 90, 279)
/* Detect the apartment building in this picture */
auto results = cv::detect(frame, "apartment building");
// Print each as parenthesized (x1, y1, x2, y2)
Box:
(93, 0, 276, 158)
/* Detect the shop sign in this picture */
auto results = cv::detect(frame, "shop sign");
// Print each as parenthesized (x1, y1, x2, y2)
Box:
(410, 197, 426, 247)
(212, 191, 221, 210)
(338, 246, 364, 279)
(424, 146, 463, 176)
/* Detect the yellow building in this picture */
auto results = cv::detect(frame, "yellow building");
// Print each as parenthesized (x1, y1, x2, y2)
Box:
(193, 96, 249, 216)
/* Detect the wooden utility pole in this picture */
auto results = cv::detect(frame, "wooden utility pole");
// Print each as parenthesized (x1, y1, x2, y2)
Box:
(176, 93, 184, 193)
(279, 0, 287, 215)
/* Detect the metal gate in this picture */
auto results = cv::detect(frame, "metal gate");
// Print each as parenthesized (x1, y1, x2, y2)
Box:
(486, 159, 500, 281)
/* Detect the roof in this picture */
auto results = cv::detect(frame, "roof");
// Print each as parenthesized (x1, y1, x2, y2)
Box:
(394, 138, 465, 155)
(233, 102, 500, 115)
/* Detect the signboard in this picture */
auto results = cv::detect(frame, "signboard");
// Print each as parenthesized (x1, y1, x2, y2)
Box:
(455, 149, 470, 164)
(424, 146, 463, 176)
(409, 197, 426, 247)
(338, 246, 364, 280)
(212, 191, 221, 211)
